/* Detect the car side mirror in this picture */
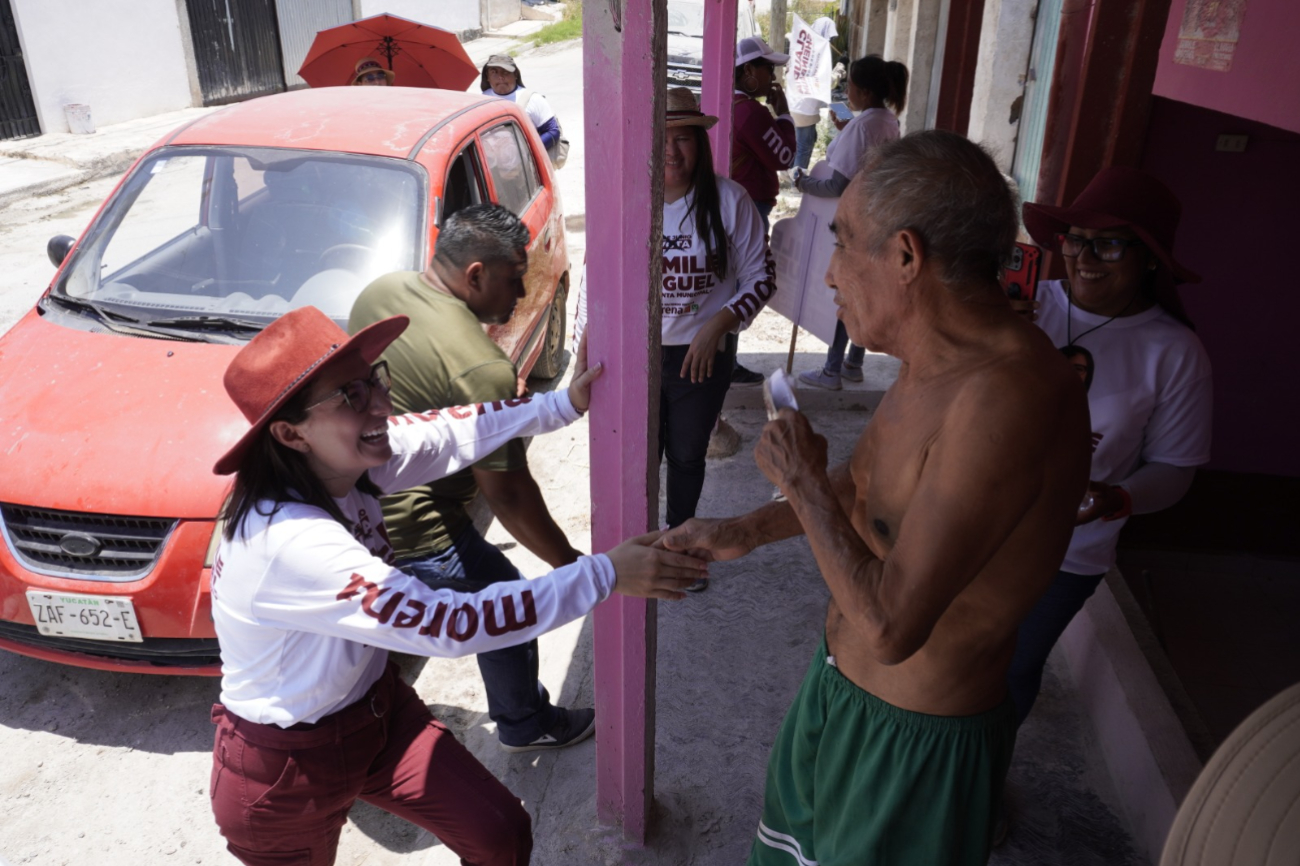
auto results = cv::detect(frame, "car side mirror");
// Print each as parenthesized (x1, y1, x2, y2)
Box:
(48, 235, 75, 268)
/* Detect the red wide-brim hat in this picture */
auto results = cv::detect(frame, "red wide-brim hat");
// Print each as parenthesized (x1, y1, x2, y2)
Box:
(1023, 166, 1201, 284)
(213, 306, 409, 476)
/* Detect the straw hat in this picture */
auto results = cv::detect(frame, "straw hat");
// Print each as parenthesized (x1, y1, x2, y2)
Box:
(351, 57, 394, 86)
(213, 306, 408, 475)
(1023, 167, 1200, 284)
(665, 87, 717, 129)
(1160, 681, 1300, 865)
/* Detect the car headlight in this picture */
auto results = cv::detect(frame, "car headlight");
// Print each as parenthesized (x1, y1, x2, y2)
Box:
(204, 519, 226, 568)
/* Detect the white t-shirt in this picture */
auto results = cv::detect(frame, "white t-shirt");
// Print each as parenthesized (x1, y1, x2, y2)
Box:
(211, 390, 617, 727)
(1036, 279, 1213, 574)
(660, 175, 776, 346)
(484, 86, 555, 130)
(825, 107, 898, 180)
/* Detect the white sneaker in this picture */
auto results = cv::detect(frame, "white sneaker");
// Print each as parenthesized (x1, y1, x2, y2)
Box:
(839, 362, 864, 383)
(798, 369, 842, 391)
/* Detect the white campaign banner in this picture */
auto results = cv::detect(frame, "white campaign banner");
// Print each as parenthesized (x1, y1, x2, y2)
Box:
(768, 160, 840, 346)
(786, 14, 833, 116)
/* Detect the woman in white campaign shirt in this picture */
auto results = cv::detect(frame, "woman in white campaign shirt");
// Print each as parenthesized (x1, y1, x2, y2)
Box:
(658, 88, 776, 566)
(1007, 168, 1212, 727)
(205, 306, 705, 865)
(794, 55, 908, 392)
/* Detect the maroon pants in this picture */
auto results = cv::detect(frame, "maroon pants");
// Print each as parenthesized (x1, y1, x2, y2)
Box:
(210, 662, 531, 865)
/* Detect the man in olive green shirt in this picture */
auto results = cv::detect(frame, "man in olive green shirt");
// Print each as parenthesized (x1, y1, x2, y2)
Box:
(349, 204, 592, 752)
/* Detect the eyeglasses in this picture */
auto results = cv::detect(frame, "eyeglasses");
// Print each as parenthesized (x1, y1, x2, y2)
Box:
(1055, 233, 1144, 262)
(360, 71, 387, 83)
(306, 362, 391, 414)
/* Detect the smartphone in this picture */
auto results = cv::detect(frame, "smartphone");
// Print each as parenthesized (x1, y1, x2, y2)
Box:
(1001, 242, 1042, 301)
(830, 102, 853, 122)
(763, 369, 800, 421)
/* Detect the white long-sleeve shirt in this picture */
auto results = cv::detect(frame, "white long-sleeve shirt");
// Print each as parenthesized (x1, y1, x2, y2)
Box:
(660, 175, 776, 346)
(211, 390, 615, 727)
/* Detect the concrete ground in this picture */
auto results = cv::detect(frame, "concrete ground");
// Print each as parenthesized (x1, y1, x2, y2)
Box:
(0, 31, 1143, 866)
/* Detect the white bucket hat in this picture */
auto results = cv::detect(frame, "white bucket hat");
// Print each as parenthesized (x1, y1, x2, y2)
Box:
(735, 36, 789, 67)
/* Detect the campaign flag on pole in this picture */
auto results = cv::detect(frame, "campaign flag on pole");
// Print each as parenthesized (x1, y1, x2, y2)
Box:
(786, 14, 833, 116)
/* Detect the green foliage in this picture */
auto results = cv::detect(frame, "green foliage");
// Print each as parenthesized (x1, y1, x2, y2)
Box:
(523, 0, 583, 48)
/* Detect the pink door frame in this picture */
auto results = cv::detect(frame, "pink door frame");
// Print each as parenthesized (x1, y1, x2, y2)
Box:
(701, 0, 739, 171)
(583, 0, 667, 843)
(584, 0, 739, 843)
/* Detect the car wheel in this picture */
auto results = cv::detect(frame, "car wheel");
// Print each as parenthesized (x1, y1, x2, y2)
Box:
(529, 282, 567, 381)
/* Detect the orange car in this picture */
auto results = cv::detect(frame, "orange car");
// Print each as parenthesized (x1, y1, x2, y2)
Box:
(0, 87, 569, 674)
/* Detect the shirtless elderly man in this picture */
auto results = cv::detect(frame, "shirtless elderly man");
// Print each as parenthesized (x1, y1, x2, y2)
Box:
(664, 130, 1091, 865)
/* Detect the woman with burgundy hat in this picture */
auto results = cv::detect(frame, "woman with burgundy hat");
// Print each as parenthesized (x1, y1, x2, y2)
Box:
(1007, 167, 1213, 727)
(205, 306, 706, 865)
(657, 88, 775, 590)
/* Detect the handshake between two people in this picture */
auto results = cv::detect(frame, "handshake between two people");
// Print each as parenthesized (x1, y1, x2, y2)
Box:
(575, 336, 826, 598)
(562, 337, 712, 601)
(653, 407, 829, 576)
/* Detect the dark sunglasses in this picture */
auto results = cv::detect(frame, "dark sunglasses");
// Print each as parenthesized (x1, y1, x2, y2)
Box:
(1055, 232, 1144, 263)
(306, 361, 391, 414)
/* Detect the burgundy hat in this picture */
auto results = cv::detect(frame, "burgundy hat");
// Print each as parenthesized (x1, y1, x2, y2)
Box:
(1023, 166, 1200, 284)
(213, 306, 408, 475)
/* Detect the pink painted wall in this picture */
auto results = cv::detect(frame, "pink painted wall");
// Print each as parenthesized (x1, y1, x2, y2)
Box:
(1139, 96, 1300, 477)
(1153, 0, 1300, 136)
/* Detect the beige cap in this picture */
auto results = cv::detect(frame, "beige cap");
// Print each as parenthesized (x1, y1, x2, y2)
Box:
(1160, 681, 1300, 865)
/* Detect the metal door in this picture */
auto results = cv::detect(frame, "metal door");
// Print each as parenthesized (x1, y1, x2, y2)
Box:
(0, 0, 38, 140)
(275, 0, 352, 88)
(186, 0, 286, 105)
(1010, 0, 1063, 207)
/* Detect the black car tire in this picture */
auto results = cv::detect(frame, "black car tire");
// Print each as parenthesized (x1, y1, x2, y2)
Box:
(528, 281, 568, 381)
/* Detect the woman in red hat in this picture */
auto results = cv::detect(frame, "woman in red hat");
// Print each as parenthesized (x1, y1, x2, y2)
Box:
(1008, 167, 1213, 727)
(206, 306, 706, 866)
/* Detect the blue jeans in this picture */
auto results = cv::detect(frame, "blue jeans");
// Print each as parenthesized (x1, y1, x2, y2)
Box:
(794, 124, 817, 170)
(660, 342, 734, 528)
(397, 526, 557, 745)
(823, 320, 865, 375)
(1006, 569, 1106, 726)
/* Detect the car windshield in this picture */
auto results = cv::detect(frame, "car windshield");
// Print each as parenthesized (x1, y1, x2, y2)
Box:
(55, 146, 424, 329)
(667, 0, 705, 37)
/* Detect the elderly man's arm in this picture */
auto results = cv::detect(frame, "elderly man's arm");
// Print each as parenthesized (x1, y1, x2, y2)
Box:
(774, 371, 1082, 665)
(661, 460, 857, 560)
(473, 464, 583, 569)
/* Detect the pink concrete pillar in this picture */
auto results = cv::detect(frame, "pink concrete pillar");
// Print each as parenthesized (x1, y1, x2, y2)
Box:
(582, 0, 666, 843)
(701, 0, 739, 173)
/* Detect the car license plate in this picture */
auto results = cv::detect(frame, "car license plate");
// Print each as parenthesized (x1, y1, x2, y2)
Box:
(25, 591, 143, 643)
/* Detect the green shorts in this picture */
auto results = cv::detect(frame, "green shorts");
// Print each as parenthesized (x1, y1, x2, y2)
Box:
(749, 637, 1016, 866)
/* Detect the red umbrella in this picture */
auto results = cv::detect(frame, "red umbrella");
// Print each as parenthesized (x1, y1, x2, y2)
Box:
(297, 14, 478, 90)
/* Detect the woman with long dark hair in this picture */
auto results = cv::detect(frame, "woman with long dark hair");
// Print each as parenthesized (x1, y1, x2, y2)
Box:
(796, 54, 909, 391)
(659, 88, 777, 588)
(206, 306, 706, 865)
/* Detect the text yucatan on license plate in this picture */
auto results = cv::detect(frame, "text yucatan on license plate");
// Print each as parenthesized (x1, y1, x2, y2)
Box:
(25, 591, 143, 643)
